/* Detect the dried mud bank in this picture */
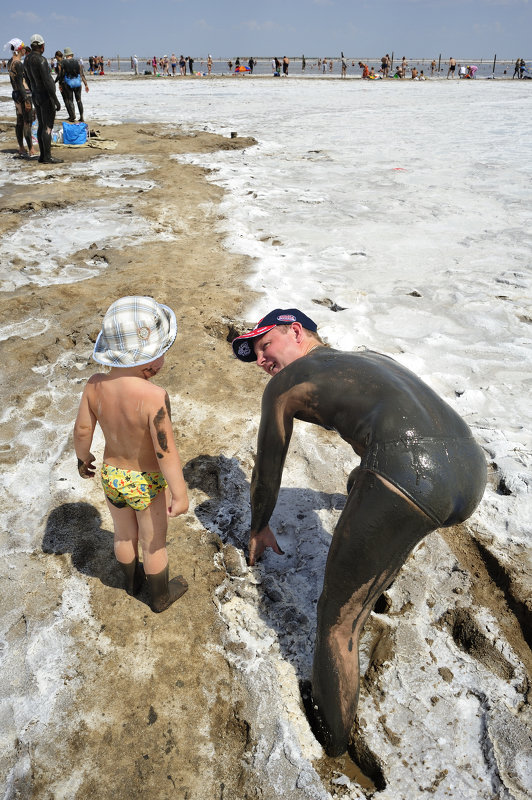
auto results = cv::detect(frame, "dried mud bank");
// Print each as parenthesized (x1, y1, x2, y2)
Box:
(0, 117, 531, 800)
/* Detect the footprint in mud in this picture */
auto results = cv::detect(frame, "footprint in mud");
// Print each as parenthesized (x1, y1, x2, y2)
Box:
(440, 607, 515, 680)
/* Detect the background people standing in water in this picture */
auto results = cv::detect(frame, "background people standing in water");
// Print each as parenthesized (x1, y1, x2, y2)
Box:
(232, 308, 486, 756)
(74, 296, 189, 613)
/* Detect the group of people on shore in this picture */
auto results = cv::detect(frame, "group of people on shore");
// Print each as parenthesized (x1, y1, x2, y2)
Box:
(6, 33, 88, 163)
(129, 54, 214, 76)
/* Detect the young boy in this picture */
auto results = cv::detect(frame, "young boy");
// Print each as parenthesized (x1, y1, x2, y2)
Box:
(74, 296, 189, 612)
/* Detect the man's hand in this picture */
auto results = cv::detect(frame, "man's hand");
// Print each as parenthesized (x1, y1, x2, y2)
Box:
(248, 526, 284, 566)
(77, 455, 95, 478)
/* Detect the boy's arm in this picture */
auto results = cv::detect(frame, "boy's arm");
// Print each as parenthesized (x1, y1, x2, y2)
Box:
(73, 385, 97, 478)
(148, 391, 189, 518)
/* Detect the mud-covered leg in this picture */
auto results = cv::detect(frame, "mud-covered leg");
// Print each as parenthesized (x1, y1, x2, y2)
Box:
(309, 470, 435, 756)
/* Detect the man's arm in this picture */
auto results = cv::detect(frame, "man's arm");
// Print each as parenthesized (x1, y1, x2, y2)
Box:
(23, 57, 33, 93)
(38, 56, 60, 106)
(73, 385, 97, 478)
(13, 62, 29, 102)
(248, 382, 294, 564)
(80, 63, 89, 92)
(148, 390, 189, 517)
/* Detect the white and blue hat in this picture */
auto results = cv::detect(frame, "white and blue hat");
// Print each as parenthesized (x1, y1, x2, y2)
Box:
(93, 296, 177, 367)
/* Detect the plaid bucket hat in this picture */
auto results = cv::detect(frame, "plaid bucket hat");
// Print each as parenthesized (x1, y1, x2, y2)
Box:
(93, 296, 177, 367)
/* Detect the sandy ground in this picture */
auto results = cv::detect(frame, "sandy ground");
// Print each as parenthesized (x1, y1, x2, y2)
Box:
(0, 119, 277, 799)
(0, 114, 531, 800)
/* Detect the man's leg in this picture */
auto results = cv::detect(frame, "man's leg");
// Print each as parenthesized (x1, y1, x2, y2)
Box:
(73, 86, 83, 120)
(14, 108, 25, 152)
(309, 470, 435, 756)
(22, 101, 35, 155)
(37, 96, 55, 161)
(63, 85, 75, 121)
(33, 99, 45, 158)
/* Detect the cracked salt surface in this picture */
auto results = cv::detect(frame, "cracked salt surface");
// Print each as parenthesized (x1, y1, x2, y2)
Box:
(0, 201, 173, 292)
(0, 150, 155, 191)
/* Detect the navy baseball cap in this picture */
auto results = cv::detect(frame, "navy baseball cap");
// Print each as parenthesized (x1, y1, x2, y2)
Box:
(232, 308, 318, 362)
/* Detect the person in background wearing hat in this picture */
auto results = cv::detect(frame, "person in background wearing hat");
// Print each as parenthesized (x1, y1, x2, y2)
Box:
(57, 47, 89, 122)
(7, 38, 36, 158)
(23, 33, 63, 164)
(73, 296, 189, 613)
(232, 309, 486, 757)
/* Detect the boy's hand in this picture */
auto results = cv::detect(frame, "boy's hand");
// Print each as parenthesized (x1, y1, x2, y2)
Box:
(77, 455, 96, 478)
(167, 496, 187, 517)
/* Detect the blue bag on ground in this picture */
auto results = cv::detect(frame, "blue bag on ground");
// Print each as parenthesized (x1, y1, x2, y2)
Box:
(62, 121, 89, 145)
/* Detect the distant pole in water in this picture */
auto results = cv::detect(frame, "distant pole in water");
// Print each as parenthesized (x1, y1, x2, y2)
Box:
(390, 51, 394, 70)
(117, 54, 120, 72)
(492, 54, 497, 77)
(438, 53, 441, 71)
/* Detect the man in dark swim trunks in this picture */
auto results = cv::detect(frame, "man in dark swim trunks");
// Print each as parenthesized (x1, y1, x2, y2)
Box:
(23, 33, 63, 164)
(232, 308, 486, 757)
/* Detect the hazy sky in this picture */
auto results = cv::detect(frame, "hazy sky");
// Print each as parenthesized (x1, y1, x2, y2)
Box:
(6, 0, 531, 59)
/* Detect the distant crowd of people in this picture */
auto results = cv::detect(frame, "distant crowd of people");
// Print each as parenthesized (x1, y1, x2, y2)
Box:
(4, 52, 528, 81)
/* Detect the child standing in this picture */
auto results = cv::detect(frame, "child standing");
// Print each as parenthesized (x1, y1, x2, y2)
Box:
(74, 296, 189, 612)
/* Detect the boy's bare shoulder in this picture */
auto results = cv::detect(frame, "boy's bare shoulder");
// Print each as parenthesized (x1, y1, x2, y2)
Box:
(135, 379, 168, 405)
(86, 372, 108, 386)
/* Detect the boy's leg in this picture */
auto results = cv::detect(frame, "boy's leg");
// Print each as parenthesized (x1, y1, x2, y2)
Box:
(106, 497, 139, 562)
(105, 498, 145, 595)
(136, 490, 188, 612)
(135, 489, 169, 574)
(309, 470, 435, 756)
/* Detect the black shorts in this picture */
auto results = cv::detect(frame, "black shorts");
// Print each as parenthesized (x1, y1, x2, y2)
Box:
(360, 436, 486, 527)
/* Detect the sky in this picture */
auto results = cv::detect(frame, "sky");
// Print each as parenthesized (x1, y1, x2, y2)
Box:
(4, 0, 531, 60)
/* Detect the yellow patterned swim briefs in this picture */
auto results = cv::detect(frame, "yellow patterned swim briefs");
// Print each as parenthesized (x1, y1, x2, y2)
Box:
(101, 463, 167, 511)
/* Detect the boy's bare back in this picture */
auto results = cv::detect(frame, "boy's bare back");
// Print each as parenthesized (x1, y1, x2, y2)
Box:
(82, 371, 170, 472)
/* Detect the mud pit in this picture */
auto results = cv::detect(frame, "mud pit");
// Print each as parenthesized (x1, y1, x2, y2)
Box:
(0, 118, 530, 800)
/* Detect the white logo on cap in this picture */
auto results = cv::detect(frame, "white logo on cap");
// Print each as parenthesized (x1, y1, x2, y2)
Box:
(277, 314, 296, 322)
(238, 342, 251, 356)
(138, 326, 151, 340)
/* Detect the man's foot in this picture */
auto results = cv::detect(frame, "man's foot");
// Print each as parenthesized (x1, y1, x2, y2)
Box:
(67, 117, 76, 122)
(38, 157, 64, 164)
(79, 117, 84, 122)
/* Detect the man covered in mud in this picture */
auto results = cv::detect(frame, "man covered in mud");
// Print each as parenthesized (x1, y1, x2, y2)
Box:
(7, 38, 36, 158)
(232, 308, 486, 757)
(23, 33, 63, 164)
